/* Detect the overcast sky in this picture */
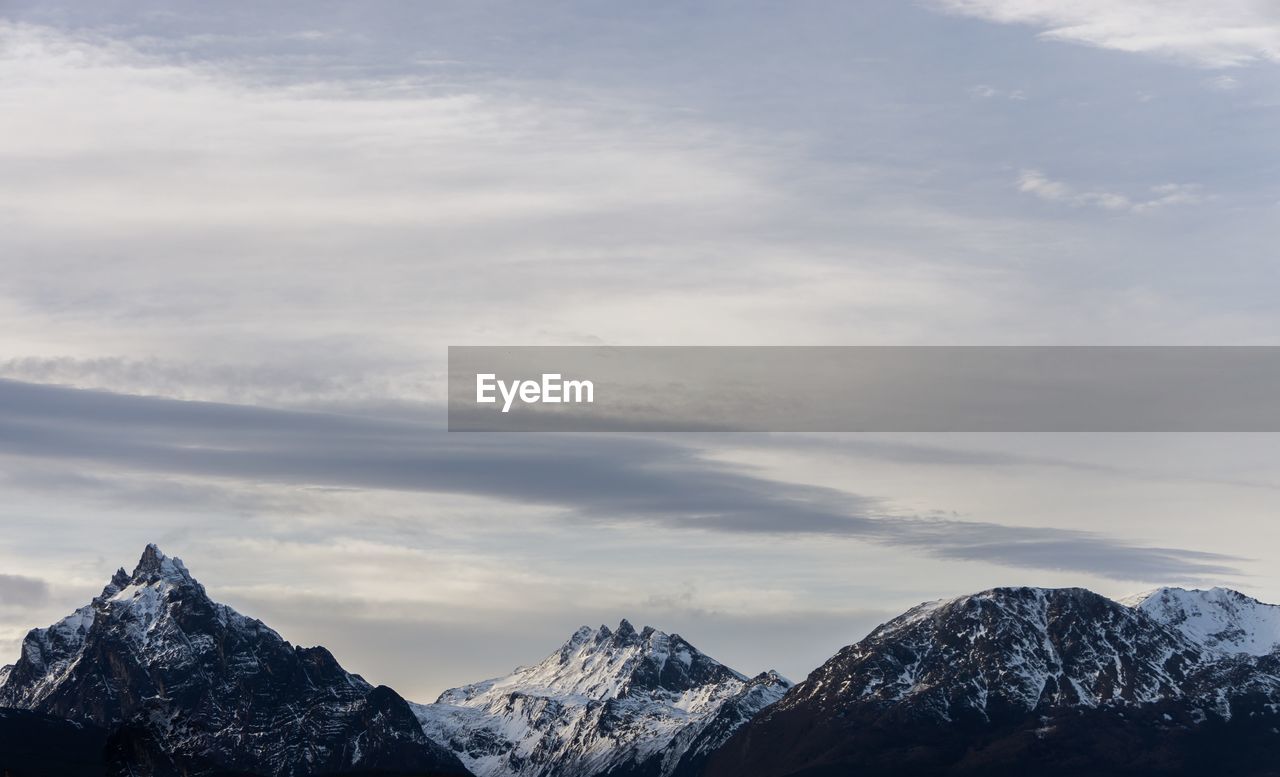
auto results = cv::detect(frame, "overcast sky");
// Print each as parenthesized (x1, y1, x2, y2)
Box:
(2, 0, 1280, 700)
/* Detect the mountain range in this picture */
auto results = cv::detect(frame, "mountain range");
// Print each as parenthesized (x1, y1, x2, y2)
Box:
(3, 545, 1280, 776)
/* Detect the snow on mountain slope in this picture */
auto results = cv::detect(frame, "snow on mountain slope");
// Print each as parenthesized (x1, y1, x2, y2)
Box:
(795, 587, 1200, 716)
(1122, 586, 1280, 657)
(704, 585, 1280, 777)
(0, 544, 470, 777)
(413, 619, 790, 777)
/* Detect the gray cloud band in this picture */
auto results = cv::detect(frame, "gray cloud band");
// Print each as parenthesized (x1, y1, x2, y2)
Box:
(0, 378, 1241, 582)
(449, 346, 1280, 431)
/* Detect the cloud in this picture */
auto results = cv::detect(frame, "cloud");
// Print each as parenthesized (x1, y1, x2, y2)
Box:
(0, 20, 803, 363)
(933, 0, 1280, 68)
(715, 434, 1280, 493)
(969, 84, 1027, 100)
(0, 574, 51, 607)
(0, 17, 1060, 376)
(0, 355, 397, 406)
(0, 378, 1242, 583)
(1017, 169, 1205, 213)
(0, 21, 763, 233)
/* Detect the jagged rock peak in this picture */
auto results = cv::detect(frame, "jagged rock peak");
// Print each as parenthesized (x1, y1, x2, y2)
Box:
(130, 543, 197, 586)
(416, 621, 790, 777)
(747, 669, 788, 686)
(98, 567, 132, 600)
(583, 619, 657, 650)
(0, 545, 468, 777)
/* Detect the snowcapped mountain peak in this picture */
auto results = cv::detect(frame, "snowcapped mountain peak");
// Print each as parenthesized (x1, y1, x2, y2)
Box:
(0, 545, 468, 777)
(1123, 586, 1280, 657)
(416, 622, 790, 777)
(129, 543, 197, 588)
(710, 585, 1280, 777)
(0, 549, 208, 699)
(503, 620, 738, 701)
(482, 619, 740, 704)
(790, 585, 1198, 721)
(876, 586, 1104, 640)
(582, 619, 648, 650)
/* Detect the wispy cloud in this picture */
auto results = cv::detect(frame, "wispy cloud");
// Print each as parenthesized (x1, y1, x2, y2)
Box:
(1206, 74, 1242, 91)
(969, 84, 1027, 100)
(934, 0, 1280, 68)
(1017, 169, 1205, 213)
(0, 379, 1242, 583)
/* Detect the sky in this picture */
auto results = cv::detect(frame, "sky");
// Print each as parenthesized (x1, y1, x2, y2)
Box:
(1, 0, 1280, 700)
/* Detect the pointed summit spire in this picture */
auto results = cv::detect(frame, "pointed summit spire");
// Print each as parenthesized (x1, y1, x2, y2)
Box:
(130, 543, 197, 586)
(97, 566, 132, 600)
(611, 618, 642, 646)
(137, 542, 166, 566)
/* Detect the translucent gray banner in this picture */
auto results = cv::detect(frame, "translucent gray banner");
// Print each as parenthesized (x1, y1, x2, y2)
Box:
(447, 346, 1280, 432)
